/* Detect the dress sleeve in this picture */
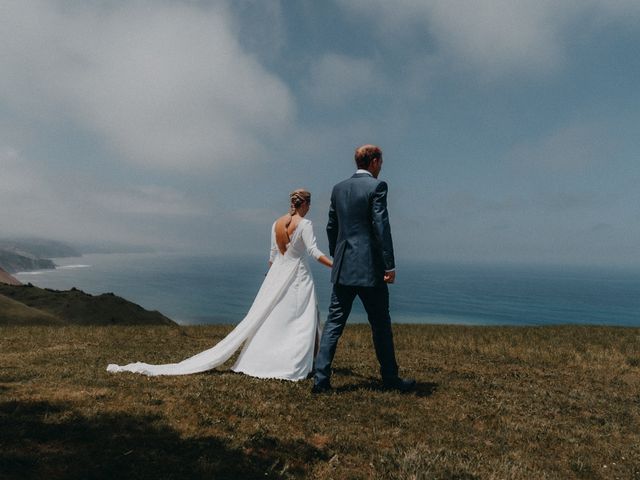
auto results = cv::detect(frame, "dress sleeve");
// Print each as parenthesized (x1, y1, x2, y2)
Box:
(301, 220, 325, 260)
(269, 222, 278, 263)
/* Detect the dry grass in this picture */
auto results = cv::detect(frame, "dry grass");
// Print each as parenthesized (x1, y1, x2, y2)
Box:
(1, 324, 639, 479)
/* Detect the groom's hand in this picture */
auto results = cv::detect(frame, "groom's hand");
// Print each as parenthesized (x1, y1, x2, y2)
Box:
(384, 270, 396, 284)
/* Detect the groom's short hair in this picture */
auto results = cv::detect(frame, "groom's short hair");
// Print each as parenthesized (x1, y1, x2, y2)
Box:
(355, 145, 382, 169)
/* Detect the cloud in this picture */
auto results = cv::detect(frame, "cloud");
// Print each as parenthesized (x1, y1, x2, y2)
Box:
(590, 222, 613, 233)
(0, 147, 204, 246)
(0, 148, 46, 199)
(0, 147, 82, 239)
(440, 191, 531, 216)
(229, 0, 287, 61)
(89, 186, 204, 217)
(541, 191, 601, 212)
(232, 207, 281, 225)
(306, 53, 387, 107)
(335, 0, 640, 77)
(437, 188, 604, 221)
(0, 0, 294, 170)
(508, 122, 612, 172)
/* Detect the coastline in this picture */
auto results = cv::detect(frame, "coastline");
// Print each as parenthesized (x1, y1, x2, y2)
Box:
(12, 252, 640, 328)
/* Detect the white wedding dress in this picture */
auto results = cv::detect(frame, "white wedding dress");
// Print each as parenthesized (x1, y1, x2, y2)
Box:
(107, 218, 325, 380)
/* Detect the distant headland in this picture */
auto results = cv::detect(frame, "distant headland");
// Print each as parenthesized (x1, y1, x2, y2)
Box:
(0, 239, 69, 273)
(0, 237, 155, 274)
(0, 237, 173, 326)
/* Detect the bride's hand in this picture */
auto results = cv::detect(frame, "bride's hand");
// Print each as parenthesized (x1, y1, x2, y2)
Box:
(318, 255, 333, 268)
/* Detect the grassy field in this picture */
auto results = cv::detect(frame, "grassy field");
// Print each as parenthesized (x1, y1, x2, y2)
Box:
(1, 324, 639, 479)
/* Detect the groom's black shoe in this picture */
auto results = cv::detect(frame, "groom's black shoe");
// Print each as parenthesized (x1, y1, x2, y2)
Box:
(382, 377, 416, 393)
(311, 381, 332, 394)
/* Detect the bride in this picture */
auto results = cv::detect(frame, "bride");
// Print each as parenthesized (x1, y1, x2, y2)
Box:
(107, 189, 332, 380)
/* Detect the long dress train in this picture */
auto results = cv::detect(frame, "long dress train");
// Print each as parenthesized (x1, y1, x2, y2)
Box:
(106, 218, 325, 380)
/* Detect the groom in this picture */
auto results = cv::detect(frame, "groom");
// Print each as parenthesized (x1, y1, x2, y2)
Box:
(313, 145, 415, 393)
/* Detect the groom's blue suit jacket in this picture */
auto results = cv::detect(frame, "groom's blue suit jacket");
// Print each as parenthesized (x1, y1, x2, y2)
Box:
(327, 173, 395, 287)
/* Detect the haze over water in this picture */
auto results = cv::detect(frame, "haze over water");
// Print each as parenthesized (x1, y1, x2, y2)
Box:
(16, 253, 640, 327)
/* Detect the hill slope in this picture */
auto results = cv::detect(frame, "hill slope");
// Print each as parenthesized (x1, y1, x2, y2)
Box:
(0, 284, 176, 326)
(0, 267, 21, 286)
(0, 294, 63, 325)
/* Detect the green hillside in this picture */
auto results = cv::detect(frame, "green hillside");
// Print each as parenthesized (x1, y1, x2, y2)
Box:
(0, 284, 176, 326)
(0, 294, 63, 325)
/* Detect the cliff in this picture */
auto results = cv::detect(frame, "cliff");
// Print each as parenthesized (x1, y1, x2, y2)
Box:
(0, 249, 56, 273)
(0, 283, 177, 326)
(0, 238, 81, 258)
(0, 238, 83, 273)
(0, 267, 21, 286)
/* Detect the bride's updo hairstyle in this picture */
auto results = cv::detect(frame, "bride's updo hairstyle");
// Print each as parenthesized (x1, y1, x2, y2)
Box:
(289, 189, 311, 215)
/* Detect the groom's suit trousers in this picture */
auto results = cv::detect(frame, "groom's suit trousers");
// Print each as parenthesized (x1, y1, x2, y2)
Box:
(314, 283, 399, 385)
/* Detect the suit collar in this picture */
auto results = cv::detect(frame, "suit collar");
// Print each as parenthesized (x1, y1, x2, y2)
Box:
(352, 170, 373, 179)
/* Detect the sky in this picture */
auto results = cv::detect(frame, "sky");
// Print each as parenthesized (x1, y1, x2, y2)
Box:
(1, 0, 639, 266)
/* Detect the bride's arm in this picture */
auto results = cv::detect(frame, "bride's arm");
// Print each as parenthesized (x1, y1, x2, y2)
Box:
(317, 255, 333, 268)
(301, 221, 333, 268)
(268, 222, 277, 267)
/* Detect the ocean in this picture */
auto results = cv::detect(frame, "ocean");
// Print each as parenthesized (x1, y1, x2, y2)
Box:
(14, 253, 640, 327)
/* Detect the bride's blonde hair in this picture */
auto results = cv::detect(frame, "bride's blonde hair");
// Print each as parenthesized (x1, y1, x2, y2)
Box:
(288, 189, 311, 216)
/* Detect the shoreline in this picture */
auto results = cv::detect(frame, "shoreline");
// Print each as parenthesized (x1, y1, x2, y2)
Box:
(12, 253, 640, 328)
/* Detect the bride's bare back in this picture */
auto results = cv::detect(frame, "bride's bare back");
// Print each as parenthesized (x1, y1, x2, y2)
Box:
(274, 214, 301, 255)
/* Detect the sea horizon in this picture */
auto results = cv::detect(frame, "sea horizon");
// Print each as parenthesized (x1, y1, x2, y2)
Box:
(14, 252, 640, 328)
